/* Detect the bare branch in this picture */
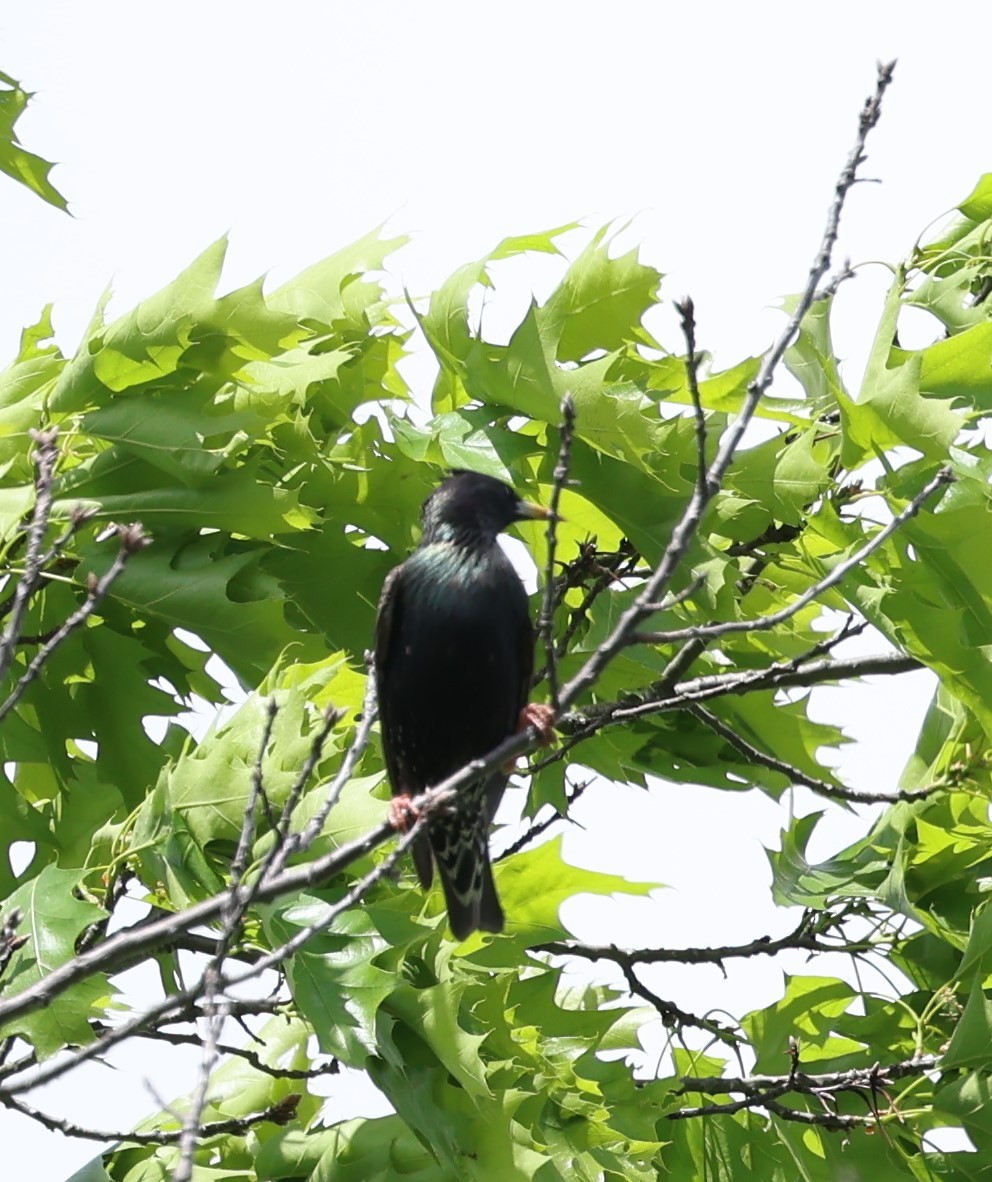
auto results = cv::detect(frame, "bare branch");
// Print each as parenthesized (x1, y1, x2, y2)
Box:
(494, 774, 593, 861)
(266, 661, 379, 874)
(689, 702, 941, 804)
(0, 430, 59, 682)
(633, 468, 951, 649)
(0, 810, 386, 1042)
(172, 994, 228, 1182)
(536, 908, 888, 969)
(554, 62, 898, 719)
(668, 1052, 939, 1129)
(0, 1089, 299, 1146)
(616, 960, 742, 1047)
(248, 697, 280, 841)
(0, 909, 27, 979)
(537, 394, 576, 713)
(1, 819, 419, 1095)
(531, 651, 922, 775)
(173, 690, 283, 1182)
(533, 540, 645, 685)
(76, 868, 133, 956)
(129, 1027, 338, 1081)
(0, 522, 150, 726)
(675, 297, 707, 496)
(611, 651, 923, 728)
(268, 703, 344, 864)
(678, 1055, 939, 1097)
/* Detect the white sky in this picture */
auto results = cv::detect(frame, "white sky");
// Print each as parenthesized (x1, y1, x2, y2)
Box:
(1, 2, 984, 1176)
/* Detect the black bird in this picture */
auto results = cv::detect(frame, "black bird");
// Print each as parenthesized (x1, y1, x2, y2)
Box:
(374, 470, 553, 940)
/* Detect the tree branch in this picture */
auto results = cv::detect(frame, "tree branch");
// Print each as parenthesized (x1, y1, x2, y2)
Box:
(689, 702, 941, 804)
(675, 296, 707, 497)
(126, 1026, 338, 1081)
(552, 61, 897, 719)
(537, 394, 576, 713)
(668, 1053, 940, 1129)
(0, 522, 150, 726)
(0, 1089, 299, 1146)
(633, 467, 951, 649)
(536, 907, 887, 969)
(265, 661, 379, 875)
(531, 650, 922, 776)
(0, 430, 59, 684)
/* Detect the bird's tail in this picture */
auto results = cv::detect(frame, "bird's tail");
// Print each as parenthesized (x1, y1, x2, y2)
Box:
(432, 819, 504, 941)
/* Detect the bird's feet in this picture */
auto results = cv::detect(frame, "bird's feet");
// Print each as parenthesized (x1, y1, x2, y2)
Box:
(388, 793, 421, 832)
(517, 702, 556, 746)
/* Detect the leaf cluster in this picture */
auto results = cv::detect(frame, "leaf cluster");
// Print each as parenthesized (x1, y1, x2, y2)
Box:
(3, 134, 992, 1178)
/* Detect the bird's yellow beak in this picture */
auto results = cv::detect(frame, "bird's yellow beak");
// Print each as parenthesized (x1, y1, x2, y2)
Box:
(515, 499, 556, 522)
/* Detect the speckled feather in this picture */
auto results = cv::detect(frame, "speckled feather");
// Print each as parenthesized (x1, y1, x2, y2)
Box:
(374, 471, 540, 940)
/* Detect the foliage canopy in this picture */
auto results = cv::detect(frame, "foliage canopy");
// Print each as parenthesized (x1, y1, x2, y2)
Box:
(4, 69, 992, 1182)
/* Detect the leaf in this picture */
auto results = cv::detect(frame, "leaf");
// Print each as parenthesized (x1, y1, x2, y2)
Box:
(956, 905, 992, 984)
(0, 866, 108, 1057)
(467, 836, 659, 960)
(840, 272, 964, 467)
(539, 225, 662, 361)
(0, 71, 68, 211)
(782, 292, 848, 416)
(744, 975, 859, 1073)
(943, 983, 992, 1071)
(935, 1072, 992, 1151)
(267, 224, 408, 326)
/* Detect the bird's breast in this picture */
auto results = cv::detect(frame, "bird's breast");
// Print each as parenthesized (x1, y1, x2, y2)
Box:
(385, 542, 530, 781)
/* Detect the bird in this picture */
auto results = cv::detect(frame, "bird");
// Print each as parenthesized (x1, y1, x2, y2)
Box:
(374, 470, 554, 940)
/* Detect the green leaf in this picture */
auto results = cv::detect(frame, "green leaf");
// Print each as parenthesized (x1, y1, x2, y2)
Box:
(0, 866, 108, 1056)
(469, 836, 659, 958)
(540, 225, 662, 361)
(935, 1072, 992, 1151)
(0, 71, 68, 211)
(943, 983, 992, 1071)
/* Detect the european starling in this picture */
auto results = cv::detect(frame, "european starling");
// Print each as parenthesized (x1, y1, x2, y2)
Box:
(374, 470, 553, 940)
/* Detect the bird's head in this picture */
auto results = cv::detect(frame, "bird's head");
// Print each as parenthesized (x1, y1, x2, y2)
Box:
(421, 470, 551, 543)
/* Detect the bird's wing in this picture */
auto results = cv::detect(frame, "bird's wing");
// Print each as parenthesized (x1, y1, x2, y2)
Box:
(374, 562, 407, 795)
(515, 592, 537, 717)
(374, 562, 402, 674)
(375, 561, 435, 889)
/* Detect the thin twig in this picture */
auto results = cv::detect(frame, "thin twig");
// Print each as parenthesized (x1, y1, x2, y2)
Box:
(678, 1055, 939, 1097)
(495, 775, 594, 860)
(174, 692, 284, 1182)
(248, 697, 280, 840)
(0, 909, 26, 979)
(558, 631, 911, 733)
(633, 468, 951, 648)
(0, 523, 150, 725)
(553, 62, 898, 719)
(675, 297, 707, 496)
(127, 1027, 338, 1080)
(532, 542, 647, 685)
(75, 869, 133, 956)
(537, 394, 576, 714)
(617, 960, 741, 1047)
(269, 704, 344, 860)
(0, 1089, 299, 1146)
(265, 661, 379, 875)
(531, 651, 921, 775)
(0, 431, 59, 683)
(535, 910, 886, 969)
(689, 702, 941, 804)
(668, 1053, 938, 1129)
(171, 992, 229, 1182)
